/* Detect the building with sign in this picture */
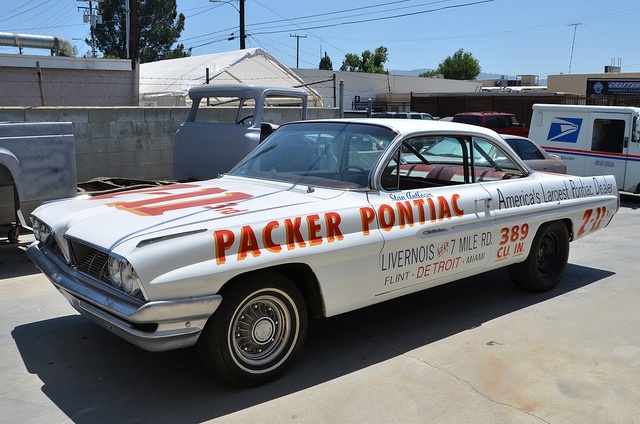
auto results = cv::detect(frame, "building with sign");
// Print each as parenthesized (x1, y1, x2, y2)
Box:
(548, 72, 640, 96)
(587, 79, 640, 97)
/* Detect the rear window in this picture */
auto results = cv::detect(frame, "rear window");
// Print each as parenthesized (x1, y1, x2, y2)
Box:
(453, 115, 482, 125)
(506, 138, 545, 160)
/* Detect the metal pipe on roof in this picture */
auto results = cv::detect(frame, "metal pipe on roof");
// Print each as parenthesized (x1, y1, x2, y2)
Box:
(0, 32, 74, 57)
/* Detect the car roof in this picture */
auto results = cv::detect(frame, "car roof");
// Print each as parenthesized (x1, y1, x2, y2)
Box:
(454, 111, 516, 116)
(289, 117, 506, 139)
(500, 134, 541, 145)
(188, 83, 308, 101)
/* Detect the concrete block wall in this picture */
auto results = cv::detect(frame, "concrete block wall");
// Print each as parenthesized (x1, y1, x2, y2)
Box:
(0, 107, 186, 182)
(0, 105, 338, 228)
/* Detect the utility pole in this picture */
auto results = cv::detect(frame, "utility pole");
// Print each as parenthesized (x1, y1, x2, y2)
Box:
(568, 23, 582, 74)
(211, 0, 246, 50)
(77, 0, 104, 58)
(129, 0, 138, 69)
(239, 0, 245, 49)
(290, 34, 307, 68)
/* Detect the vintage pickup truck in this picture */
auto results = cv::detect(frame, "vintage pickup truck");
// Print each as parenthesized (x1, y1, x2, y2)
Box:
(173, 83, 309, 181)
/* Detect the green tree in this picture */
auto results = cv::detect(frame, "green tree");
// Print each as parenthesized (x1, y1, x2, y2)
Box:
(418, 70, 440, 78)
(319, 52, 333, 70)
(420, 48, 481, 80)
(94, 0, 190, 63)
(340, 46, 388, 74)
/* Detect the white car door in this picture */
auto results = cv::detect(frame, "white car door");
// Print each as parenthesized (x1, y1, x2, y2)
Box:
(368, 135, 526, 298)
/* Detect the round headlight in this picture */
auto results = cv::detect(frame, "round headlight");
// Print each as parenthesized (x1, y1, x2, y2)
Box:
(32, 219, 51, 242)
(108, 257, 123, 288)
(40, 224, 51, 241)
(121, 263, 141, 295)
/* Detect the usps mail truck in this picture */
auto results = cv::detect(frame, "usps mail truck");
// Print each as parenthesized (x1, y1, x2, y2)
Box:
(529, 104, 640, 193)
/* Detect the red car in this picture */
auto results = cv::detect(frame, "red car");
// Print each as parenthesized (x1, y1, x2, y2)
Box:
(452, 112, 529, 137)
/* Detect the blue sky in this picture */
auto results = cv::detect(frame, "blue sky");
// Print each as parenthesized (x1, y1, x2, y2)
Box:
(2, 0, 640, 78)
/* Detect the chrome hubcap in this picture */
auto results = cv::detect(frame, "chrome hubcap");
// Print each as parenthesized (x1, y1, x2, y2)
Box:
(230, 293, 292, 368)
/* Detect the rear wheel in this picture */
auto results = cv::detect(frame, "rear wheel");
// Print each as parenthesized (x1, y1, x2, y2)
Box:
(198, 272, 307, 386)
(508, 221, 569, 292)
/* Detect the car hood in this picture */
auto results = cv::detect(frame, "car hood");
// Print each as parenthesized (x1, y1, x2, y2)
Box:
(33, 176, 346, 251)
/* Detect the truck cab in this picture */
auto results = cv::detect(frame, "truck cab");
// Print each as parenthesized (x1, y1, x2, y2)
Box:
(529, 104, 640, 193)
(173, 84, 308, 181)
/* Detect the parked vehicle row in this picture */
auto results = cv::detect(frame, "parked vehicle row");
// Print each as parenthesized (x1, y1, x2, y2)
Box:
(372, 111, 434, 120)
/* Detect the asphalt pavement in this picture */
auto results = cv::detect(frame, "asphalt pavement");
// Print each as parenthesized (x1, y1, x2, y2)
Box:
(1, 195, 639, 424)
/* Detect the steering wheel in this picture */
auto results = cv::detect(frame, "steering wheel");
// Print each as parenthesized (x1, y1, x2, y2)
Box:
(236, 115, 253, 125)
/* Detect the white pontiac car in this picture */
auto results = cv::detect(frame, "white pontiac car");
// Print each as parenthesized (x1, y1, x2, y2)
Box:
(28, 119, 619, 386)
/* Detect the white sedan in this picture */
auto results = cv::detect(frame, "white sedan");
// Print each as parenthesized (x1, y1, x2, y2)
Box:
(27, 118, 619, 386)
(501, 134, 567, 174)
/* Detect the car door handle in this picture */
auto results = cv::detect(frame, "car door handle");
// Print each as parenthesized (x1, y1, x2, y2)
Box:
(475, 197, 493, 212)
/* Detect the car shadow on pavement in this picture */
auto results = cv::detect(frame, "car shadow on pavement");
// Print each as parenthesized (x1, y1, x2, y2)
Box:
(11, 264, 613, 423)
(0, 240, 40, 279)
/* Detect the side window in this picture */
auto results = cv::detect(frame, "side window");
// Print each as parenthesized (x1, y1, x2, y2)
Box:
(381, 135, 525, 191)
(192, 97, 256, 124)
(505, 139, 521, 155)
(402, 136, 438, 153)
(592, 118, 625, 153)
(485, 116, 500, 128)
(517, 139, 545, 160)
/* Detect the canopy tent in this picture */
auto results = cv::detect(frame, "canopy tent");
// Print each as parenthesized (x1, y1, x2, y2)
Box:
(139, 48, 323, 106)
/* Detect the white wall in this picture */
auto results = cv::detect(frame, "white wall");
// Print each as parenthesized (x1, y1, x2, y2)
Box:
(0, 54, 138, 106)
(293, 69, 483, 108)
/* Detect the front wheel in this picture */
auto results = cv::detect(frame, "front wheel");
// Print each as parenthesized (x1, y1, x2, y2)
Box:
(197, 273, 307, 386)
(508, 221, 570, 292)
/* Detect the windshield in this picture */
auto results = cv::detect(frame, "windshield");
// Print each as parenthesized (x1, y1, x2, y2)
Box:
(229, 122, 396, 189)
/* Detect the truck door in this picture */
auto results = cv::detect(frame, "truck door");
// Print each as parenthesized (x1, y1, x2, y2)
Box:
(586, 112, 631, 190)
(626, 117, 640, 193)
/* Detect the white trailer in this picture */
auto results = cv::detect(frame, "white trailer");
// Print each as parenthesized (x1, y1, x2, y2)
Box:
(529, 104, 640, 193)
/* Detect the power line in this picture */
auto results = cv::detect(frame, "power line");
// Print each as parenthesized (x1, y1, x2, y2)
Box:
(248, 0, 496, 36)
(185, 0, 496, 66)
(0, 0, 56, 24)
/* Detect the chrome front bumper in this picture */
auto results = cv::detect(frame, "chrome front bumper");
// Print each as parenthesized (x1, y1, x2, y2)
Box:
(26, 241, 222, 352)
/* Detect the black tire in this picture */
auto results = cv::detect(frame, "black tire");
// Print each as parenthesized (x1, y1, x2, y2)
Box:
(508, 221, 569, 292)
(8, 227, 19, 243)
(197, 272, 307, 386)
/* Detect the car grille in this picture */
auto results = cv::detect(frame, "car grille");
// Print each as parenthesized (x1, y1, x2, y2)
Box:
(77, 249, 110, 282)
(69, 240, 111, 285)
(67, 240, 145, 302)
(49, 238, 66, 262)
